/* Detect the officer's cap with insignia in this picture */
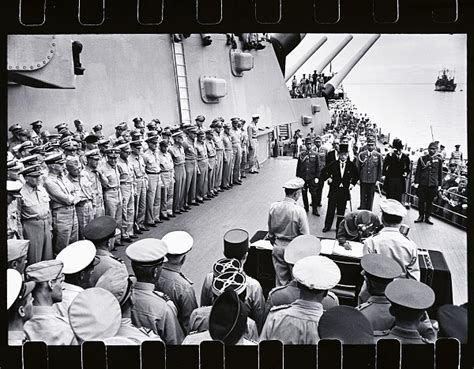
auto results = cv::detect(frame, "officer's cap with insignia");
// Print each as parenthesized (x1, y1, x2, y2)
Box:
(223, 122, 231, 129)
(9, 124, 23, 132)
(92, 124, 103, 132)
(152, 118, 161, 125)
(133, 117, 145, 128)
(360, 254, 402, 281)
(29, 145, 46, 155)
(428, 141, 438, 149)
(18, 141, 34, 152)
(44, 152, 66, 165)
(130, 140, 143, 147)
(251, 114, 260, 120)
(126, 238, 168, 264)
(8, 239, 30, 262)
(385, 279, 435, 311)
(314, 136, 322, 142)
(105, 147, 120, 158)
(162, 231, 193, 256)
(68, 288, 122, 342)
(115, 122, 128, 130)
(318, 306, 374, 344)
(7, 269, 36, 310)
(84, 149, 101, 160)
(223, 229, 249, 261)
(209, 288, 248, 345)
(59, 136, 74, 146)
(84, 216, 118, 242)
(55, 123, 68, 131)
(145, 131, 159, 142)
(284, 235, 322, 265)
(282, 177, 305, 190)
(293, 255, 341, 290)
(195, 115, 205, 122)
(171, 129, 184, 138)
(116, 143, 131, 153)
(19, 164, 43, 177)
(147, 121, 157, 129)
(379, 199, 407, 218)
(56, 240, 98, 274)
(96, 267, 133, 306)
(213, 258, 241, 277)
(304, 137, 312, 144)
(162, 129, 172, 137)
(61, 141, 79, 151)
(212, 271, 247, 297)
(187, 126, 198, 134)
(7, 180, 24, 194)
(25, 259, 64, 283)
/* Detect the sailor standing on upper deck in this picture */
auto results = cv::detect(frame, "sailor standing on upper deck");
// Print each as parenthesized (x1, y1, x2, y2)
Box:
(413, 141, 443, 225)
(268, 178, 310, 287)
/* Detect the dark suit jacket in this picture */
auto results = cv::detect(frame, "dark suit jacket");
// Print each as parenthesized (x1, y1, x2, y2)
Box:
(322, 160, 359, 200)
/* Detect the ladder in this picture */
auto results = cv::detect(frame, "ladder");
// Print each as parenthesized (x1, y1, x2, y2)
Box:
(278, 124, 290, 139)
(172, 39, 192, 124)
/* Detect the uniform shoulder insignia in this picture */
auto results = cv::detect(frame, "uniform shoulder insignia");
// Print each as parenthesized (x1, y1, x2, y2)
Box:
(374, 330, 390, 337)
(153, 290, 171, 302)
(138, 327, 153, 336)
(270, 304, 291, 312)
(356, 301, 373, 311)
(110, 255, 124, 263)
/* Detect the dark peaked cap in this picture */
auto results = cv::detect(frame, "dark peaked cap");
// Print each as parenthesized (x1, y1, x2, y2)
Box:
(318, 306, 374, 344)
(209, 288, 248, 345)
(83, 216, 117, 242)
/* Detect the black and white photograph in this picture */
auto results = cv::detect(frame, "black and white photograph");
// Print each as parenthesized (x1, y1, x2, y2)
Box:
(6, 33, 467, 348)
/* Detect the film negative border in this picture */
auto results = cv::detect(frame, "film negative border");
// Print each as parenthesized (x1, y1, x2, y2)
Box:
(3, 339, 464, 369)
(4, 0, 472, 32)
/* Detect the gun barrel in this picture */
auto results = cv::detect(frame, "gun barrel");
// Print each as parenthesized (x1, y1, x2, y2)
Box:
(284, 36, 328, 82)
(271, 34, 306, 76)
(313, 35, 353, 74)
(324, 34, 381, 98)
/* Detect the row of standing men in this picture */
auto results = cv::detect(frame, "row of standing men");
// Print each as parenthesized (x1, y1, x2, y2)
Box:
(7, 114, 262, 265)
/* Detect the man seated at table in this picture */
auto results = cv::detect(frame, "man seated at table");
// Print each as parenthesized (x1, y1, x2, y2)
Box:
(336, 210, 381, 250)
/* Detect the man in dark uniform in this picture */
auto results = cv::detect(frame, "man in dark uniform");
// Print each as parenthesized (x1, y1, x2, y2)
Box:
(313, 136, 328, 207)
(296, 137, 321, 216)
(336, 210, 381, 249)
(413, 141, 443, 225)
(382, 138, 411, 202)
(376, 279, 435, 344)
(356, 138, 382, 211)
(321, 143, 359, 232)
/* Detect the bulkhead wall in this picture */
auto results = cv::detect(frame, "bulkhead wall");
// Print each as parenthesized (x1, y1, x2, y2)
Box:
(8, 34, 180, 136)
(289, 97, 331, 137)
(183, 34, 298, 130)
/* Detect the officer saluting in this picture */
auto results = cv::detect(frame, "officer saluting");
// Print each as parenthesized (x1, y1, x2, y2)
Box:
(413, 141, 443, 225)
(126, 238, 185, 344)
(377, 279, 435, 344)
(157, 231, 198, 334)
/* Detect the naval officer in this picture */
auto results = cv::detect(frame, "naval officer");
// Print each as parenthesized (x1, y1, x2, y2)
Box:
(24, 260, 77, 345)
(264, 235, 339, 321)
(96, 267, 162, 343)
(84, 216, 128, 286)
(157, 231, 198, 334)
(53, 240, 98, 319)
(376, 279, 435, 344)
(267, 178, 310, 287)
(7, 269, 36, 345)
(413, 141, 443, 225)
(356, 254, 403, 331)
(127, 238, 185, 344)
(260, 255, 341, 344)
(43, 152, 79, 255)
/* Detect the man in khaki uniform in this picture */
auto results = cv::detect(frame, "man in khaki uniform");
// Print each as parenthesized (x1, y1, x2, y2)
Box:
(169, 130, 187, 215)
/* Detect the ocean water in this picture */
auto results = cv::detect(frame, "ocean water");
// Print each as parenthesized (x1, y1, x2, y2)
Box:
(342, 83, 467, 153)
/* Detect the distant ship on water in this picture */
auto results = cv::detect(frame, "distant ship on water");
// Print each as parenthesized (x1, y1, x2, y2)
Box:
(435, 68, 457, 91)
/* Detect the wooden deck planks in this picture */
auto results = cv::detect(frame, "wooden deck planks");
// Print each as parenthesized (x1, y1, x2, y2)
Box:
(113, 156, 467, 305)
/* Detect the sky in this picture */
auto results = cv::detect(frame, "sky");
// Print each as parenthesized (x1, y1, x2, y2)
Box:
(286, 34, 467, 85)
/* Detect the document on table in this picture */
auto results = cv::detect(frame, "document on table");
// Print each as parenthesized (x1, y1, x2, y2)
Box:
(332, 241, 365, 259)
(320, 239, 336, 255)
(251, 239, 273, 250)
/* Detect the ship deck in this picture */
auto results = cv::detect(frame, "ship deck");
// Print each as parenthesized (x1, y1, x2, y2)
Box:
(113, 156, 467, 305)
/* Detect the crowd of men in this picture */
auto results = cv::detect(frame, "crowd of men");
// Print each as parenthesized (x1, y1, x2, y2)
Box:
(7, 114, 262, 261)
(289, 72, 329, 98)
(291, 98, 468, 231)
(8, 198, 466, 346)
